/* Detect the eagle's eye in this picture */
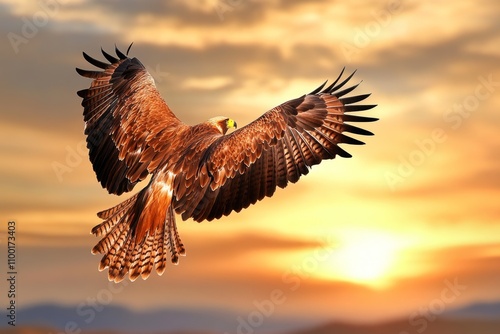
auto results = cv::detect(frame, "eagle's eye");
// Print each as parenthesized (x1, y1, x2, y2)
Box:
(226, 118, 237, 129)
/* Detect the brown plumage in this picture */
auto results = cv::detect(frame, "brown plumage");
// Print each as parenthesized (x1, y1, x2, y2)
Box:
(76, 45, 378, 282)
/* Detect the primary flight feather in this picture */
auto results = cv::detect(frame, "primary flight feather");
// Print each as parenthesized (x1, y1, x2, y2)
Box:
(76, 45, 377, 282)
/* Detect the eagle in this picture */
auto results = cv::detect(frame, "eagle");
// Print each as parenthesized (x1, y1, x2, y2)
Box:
(76, 45, 377, 282)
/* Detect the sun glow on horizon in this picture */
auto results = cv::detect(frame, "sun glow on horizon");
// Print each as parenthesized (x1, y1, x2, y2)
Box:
(316, 230, 407, 289)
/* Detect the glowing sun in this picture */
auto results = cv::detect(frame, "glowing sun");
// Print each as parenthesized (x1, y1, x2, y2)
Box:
(317, 230, 403, 288)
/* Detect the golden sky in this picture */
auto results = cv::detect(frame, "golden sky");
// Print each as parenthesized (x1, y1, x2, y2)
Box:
(1, 0, 499, 330)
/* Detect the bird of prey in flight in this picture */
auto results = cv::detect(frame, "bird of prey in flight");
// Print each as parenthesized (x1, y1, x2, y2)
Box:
(76, 45, 377, 282)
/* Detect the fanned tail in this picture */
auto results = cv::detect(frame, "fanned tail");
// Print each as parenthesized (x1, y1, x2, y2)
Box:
(91, 173, 186, 282)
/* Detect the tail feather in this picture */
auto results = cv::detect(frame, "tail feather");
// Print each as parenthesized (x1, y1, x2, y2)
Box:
(90, 172, 185, 282)
(167, 220, 179, 264)
(129, 244, 143, 281)
(154, 226, 167, 275)
(92, 221, 128, 255)
(139, 233, 156, 280)
(172, 213, 186, 256)
(97, 193, 138, 219)
(117, 237, 134, 280)
(92, 194, 138, 237)
(167, 208, 186, 264)
(97, 224, 129, 272)
(109, 235, 133, 282)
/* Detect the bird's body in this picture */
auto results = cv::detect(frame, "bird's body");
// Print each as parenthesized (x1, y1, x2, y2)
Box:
(76, 45, 377, 282)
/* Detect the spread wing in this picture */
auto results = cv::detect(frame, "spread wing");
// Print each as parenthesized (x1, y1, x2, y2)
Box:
(174, 69, 377, 221)
(76, 45, 185, 195)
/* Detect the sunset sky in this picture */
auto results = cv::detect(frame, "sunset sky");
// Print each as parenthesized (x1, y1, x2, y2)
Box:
(1, 0, 499, 331)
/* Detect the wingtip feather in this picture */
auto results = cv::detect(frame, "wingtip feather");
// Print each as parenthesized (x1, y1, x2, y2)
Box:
(126, 42, 134, 55)
(83, 51, 108, 69)
(308, 80, 328, 95)
(115, 44, 128, 60)
(101, 47, 118, 63)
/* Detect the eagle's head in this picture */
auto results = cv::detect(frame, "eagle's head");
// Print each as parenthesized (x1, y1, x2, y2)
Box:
(208, 116, 237, 135)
